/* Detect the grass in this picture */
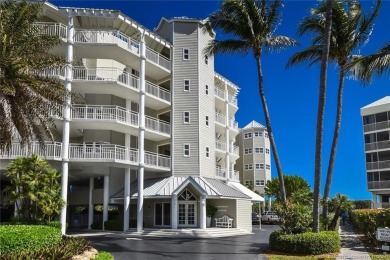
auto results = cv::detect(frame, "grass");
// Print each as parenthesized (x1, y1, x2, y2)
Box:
(95, 251, 114, 260)
(370, 253, 390, 259)
(265, 251, 338, 260)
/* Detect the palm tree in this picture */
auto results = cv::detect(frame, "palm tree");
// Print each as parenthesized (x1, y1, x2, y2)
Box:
(349, 42, 390, 83)
(287, 0, 380, 231)
(205, 0, 298, 203)
(0, 0, 77, 152)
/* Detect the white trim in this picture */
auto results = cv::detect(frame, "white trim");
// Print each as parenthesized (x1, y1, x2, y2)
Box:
(205, 115, 209, 126)
(183, 48, 190, 60)
(184, 79, 190, 92)
(205, 84, 209, 95)
(206, 146, 210, 158)
(183, 111, 190, 124)
(183, 143, 190, 157)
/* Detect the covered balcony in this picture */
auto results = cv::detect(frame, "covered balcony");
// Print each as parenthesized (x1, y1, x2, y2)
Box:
(214, 87, 238, 116)
(216, 167, 226, 178)
(0, 141, 62, 162)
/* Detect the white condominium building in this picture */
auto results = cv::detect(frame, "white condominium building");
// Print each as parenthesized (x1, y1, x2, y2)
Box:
(361, 96, 390, 208)
(0, 2, 263, 234)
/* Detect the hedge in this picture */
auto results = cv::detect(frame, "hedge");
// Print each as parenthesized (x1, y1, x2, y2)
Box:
(0, 225, 62, 255)
(269, 230, 340, 255)
(350, 208, 390, 244)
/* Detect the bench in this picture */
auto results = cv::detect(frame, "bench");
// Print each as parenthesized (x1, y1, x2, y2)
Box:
(215, 215, 233, 228)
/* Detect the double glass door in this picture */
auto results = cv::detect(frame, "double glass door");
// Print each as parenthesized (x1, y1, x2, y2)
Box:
(155, 202, 171, 226)
(178, 202, 196, 227)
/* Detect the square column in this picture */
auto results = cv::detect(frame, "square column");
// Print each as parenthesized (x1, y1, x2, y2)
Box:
(123, 168, 131, 231)
(200, 196, 206, 229)
(88, 177, 94, 229)
(103, 175, 109, 230)
(171, 194, 178, 229)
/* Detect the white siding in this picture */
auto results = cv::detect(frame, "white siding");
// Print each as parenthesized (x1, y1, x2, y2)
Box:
(236, 199, 252, 232)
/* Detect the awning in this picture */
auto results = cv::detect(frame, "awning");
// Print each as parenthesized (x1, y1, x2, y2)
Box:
(228, 182, 264, 202)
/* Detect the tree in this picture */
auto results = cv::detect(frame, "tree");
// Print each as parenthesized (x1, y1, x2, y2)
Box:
(265, 175, 312, 204)
(349, 42, 390, 83)
(205, 0, 298, 203)
(327, 193, 354, 230)
(0, 0, 78, 152)
(4, 154, 64, 222)
(287, 0, 380, 231)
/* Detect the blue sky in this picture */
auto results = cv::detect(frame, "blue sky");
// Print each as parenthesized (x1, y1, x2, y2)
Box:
(53, 0, 390, 200)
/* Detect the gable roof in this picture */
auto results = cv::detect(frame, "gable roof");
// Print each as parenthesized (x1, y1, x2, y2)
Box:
(243, 120, 266, 130)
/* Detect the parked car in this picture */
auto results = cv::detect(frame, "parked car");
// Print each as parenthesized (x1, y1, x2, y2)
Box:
(261, 211, 279, 224)
(252, 212, 260, 225)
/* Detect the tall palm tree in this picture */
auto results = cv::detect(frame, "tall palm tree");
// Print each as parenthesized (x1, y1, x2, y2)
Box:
(0, 0, 76, 152)
(287, 0, 380, 231)
(349, 41, 390, 83)
(205, 0, 298, 203)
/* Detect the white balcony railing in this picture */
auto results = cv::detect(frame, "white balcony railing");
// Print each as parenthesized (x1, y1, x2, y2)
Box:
(229, 118, 239, 131)
(230, 145, 239, 155)
(74, 29, 170, 70)
(367, 160, 390, 170)
(145, 116, 170, 135)
(69, 144, 138, 163)
(214, 88, 225, 99)
(145, 81, 171, 102)
(215, 113, 226, 125)
(364, 121, 390, 132)
(216, 167, 226, 178)
(368, 180, 390, 190)
(35, 22, 67, 39)
(72, 105, 139, 126)
(0, 142, 62, 160)
(230, 170, 240, 181)
(228, 94, 238, 106)
(144, 151, 170, 169)
(365, 140, 390, 151)
(216, 140, 226, 151)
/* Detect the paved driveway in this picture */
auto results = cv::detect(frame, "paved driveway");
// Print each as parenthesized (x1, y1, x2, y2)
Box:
(83, 225, 279, 260)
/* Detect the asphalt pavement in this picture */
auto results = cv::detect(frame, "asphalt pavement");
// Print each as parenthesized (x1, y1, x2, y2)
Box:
(82, 224, 279, 260)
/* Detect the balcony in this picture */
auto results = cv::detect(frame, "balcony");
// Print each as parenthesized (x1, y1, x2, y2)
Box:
(216, 167, 226, 178)
(368, 180, 390, 190)
(145, 151, 170, 169)
(230, 145, 239, 156)
(366, 160, 390, 171)
(215, 113, 226, 125)
(229, 170, 240, 182)
(35, 22, 67, 41)
(365, 140, 390, 151)
(145, 116, 171, 136)
(214, 88, 238, 115)
(0, 142, 62, 161)
(363, 121, 390, 133)
(229, 119, 239, 132)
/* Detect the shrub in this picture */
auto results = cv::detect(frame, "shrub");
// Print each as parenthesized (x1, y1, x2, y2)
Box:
(269, 230, 340, 255)
(0, 225, 62, 255)
(1, 236, 90, 260)
(47, 221, 62, 229)
(95, 251, 114, 260)
(274, 202, 311, 234)
(350, 208, 390, 245)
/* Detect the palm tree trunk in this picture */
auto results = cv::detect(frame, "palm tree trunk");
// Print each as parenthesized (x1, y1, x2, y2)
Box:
(313, 0, 332, 233)
(322, 64, 345, 230)
(255, 53, 286, 203)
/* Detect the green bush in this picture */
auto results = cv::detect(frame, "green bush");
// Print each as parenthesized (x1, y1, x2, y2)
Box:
(95, 251, 114, 260)
(0, 225, 62, 255)
(103, 219, 137, 231)
(269, 230, 340, 255)
(1, 236, 90, 260)
(350, 208, 390, 245)
(47, 221, 62, 229)
(274, 202, 312, 234)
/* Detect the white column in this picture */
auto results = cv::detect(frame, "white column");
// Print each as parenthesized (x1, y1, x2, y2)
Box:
(171, 194, 178, 229)
(372, 192, 377, 203)
(60, 14, 74, 235)
(88, 177, 94, 229)
(124, 102, 131, 232)
(224, 82, 230, 180)
(259, 202, 262, 229)
(137, 32, 146, 233)
(103, 175, 109, 230)
(262, 200, 266, 213)
(268, 197, 272, 211)
(200, 196, 206, 229)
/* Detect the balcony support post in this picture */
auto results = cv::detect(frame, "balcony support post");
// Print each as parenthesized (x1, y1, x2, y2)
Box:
(200, 196, 206, 229)
(224, 82, 230, 180)
(88, 177, 94, 230)
(124, 130, 131, 231)
(137, 32, 146, 233)
(60, 14, 74, 235)
(171, 194, 178, 229)
(103, 174, 110, 230)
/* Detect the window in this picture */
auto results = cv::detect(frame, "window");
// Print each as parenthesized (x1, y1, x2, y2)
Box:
(205, 55, 208, 65)
(256, 180, 265, 186)
(255, 147, 263, 153)
(265, 132, 269, 138)
(183, 112, 190, 124)
(205, 85, 209, 95)
(184, 80, 190, 91)
(244, 132, 252, 139)
(245, 180, 253, 186)
(266, 148, 270, 154)
(183, 48, 190, 60)
(254, 131, 263, 137)
(206, 147, 210, 158)
(245, 164, 253, 170)
(183, 144, 190, 157)
(266, 164, 270, 170)
(244, 148, 252, 154)
(206, 116, 209, 126)
(255, 163, 264, 170)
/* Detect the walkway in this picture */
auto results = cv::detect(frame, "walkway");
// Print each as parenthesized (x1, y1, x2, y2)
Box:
(337, 222, 372, 260)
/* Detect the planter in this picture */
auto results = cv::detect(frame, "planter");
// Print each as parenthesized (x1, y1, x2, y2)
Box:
(206, 217, 212, 228)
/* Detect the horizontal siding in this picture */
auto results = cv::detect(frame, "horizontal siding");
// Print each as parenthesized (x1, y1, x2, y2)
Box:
(172, 22, 199, 176)
(236, 199, 252, 232)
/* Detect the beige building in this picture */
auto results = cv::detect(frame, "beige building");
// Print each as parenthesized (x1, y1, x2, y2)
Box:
(361, 96, 390, 208)
(236, 121, 271, 202)
(0, 2, 263, 234)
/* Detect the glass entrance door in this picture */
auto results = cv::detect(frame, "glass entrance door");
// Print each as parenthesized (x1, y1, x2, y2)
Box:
(178, 202, 197, 227)
(155, 202, 171, 226)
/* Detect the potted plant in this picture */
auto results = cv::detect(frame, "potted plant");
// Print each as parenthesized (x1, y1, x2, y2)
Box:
(206, 204, 218, 227)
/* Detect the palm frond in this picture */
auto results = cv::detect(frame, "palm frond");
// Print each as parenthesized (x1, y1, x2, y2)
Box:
(286, 46, 323, 68)
(204, 39, 251, 56)
(265, 35, 299, 52)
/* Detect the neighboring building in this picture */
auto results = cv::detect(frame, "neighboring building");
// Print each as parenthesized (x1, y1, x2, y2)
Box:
(235, 121, 271, 196)
(0, 2, 263, 233)
(361, 96, 390, 208)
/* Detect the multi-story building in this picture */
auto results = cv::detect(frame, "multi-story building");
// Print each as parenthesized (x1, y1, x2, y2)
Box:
(236, 121, 271, 207)
(0, 2, 263, 234)
(361, 96, 390, 208)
